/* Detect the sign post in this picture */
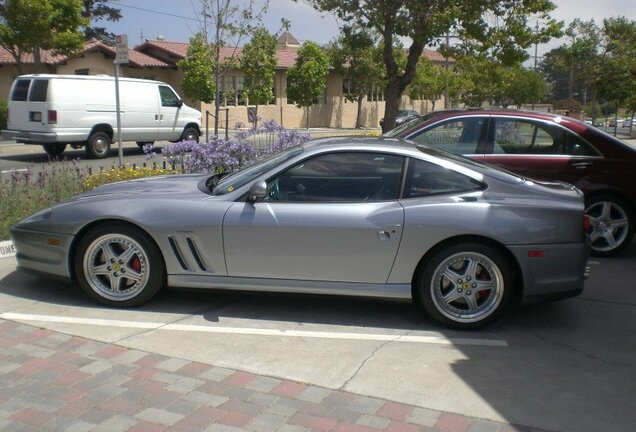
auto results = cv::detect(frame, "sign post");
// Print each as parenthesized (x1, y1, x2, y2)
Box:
(114, 35, 129, 167)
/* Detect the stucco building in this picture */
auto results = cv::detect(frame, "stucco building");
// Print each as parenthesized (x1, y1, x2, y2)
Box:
(0, 32, 449, 129)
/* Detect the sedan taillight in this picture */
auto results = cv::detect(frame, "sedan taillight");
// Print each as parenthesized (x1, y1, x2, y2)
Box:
(583, 214, 592, 234)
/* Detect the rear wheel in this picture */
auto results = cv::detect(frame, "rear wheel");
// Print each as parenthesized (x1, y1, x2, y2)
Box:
(585, 194, 634, 257)
(74, 223, 165, 307)
(86, 131, 111, 159)
(42, 143, 66, 157)
(180, 127, 199, 142)
(416, 243, 513, 329)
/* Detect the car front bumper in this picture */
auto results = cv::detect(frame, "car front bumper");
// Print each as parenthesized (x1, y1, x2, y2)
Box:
(10, 227, 74, 280)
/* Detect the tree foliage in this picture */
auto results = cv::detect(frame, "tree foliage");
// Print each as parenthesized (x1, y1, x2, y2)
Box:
(178, 33, 215, 104)
(327, 26, 383, 128)
(240, 27, 277, 111)
(408, 58, 445, 111)
(82, 0, 121, 43)
(286, 41, 330, 128)
(0, 0, 87, 73)
(306, 0, 561, 131)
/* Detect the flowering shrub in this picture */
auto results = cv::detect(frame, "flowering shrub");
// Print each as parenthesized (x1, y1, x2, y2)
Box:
(83, 165, 176, 189)
(146, 120, 310, 174)
(0, 161, 90, 239)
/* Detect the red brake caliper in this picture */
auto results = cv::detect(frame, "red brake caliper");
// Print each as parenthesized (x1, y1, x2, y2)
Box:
(131, 256, 141, 273)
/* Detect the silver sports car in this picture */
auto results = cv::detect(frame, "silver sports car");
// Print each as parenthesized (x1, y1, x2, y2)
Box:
(11, 137, 590, 329)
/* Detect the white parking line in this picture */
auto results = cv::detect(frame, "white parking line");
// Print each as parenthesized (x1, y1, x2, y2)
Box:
(0, 312, 508, 347)
(0, 168, 27, 174)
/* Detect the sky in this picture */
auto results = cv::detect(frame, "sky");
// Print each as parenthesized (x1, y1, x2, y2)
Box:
(105, 0, 636, 58)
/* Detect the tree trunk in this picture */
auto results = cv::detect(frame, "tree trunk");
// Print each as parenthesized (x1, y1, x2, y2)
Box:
(356, 94, 363, 129)
(382, 80, 401, 133)
(431, 100, 436, 112)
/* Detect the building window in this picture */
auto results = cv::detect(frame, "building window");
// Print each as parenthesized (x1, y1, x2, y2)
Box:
(74, 68, 89, 75)
(367, 84, 384, 102)
(222, 76, 247, 106)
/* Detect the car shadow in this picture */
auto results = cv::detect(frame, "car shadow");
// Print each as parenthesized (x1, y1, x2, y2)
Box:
(0, 145, 149, 164)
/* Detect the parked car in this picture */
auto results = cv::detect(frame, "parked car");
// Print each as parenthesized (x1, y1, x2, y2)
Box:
(608, 119, 623, 128)
(10, 137, 589, 329)
(622, 118, 635, 128)
(379, 110, 420, 129)
(386, 109, 636, 256)
(1, 74, 201, 159)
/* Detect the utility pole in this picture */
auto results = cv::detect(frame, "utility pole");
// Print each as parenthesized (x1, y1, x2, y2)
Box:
(444, 33, 450, 109)
(532, 19, 539, 110)
(214, 0, 221, 137)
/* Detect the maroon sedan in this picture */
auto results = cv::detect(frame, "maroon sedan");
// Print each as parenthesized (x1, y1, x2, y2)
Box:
(386, 109, 636, 256)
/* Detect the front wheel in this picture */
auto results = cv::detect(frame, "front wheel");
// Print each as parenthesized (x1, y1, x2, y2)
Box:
(416, 243, 513, 329)
(585, 194, 634, 257)
(86, 131, 111, 159)
(42, 143, 66, 157)
(74, 223, 165, 307)
(180, 127, 199, 142)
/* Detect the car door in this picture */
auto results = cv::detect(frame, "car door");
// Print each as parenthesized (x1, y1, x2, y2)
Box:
(222, 151, 406, 284)
(157, 85, 183, 140)
(476, 116, 603, 184)
(406, 115, 489, 155)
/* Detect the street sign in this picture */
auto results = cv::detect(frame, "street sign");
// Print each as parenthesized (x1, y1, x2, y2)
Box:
(115, 34, 129, 64)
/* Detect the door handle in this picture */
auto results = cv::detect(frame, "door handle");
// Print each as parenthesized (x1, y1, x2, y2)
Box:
(377, 231, 390, 241)
(155, 114, 159, 121)
(571, 161, 592, 170)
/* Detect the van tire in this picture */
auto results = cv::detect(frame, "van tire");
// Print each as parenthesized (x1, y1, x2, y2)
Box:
(42, 143, 66, 157)
(86, 131, 111, 159)
(180, 127, 199, 143)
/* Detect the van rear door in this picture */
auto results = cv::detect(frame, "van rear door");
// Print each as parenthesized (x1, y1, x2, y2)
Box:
(8, 78, 52, 133)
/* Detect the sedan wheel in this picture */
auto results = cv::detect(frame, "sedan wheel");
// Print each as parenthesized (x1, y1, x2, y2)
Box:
(585, 195, 633, 257)
(74, 224, 165, 307)
(418, 244, 512, 329)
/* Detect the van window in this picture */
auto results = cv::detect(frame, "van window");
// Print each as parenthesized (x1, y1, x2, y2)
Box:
(28, 80, 49, 102)
(159, 86, 180, 107)
(11, 79, 30, 101)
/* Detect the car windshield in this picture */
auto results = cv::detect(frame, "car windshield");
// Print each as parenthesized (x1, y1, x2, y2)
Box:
(212, 145, 304, 195)
(384, 112, 437, 137)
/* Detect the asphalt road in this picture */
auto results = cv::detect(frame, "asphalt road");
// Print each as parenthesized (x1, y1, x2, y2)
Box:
(1, 243, 635, 432)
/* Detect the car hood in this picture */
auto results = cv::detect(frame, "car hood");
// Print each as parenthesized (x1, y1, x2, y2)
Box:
(75, 174, 207, 200)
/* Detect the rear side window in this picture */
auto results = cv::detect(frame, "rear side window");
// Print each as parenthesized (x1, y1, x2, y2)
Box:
(404, 158, 485, 198)
(11, 79, 30, 101)
(409, 117, 487, 154)
(28, 80, 49, 102)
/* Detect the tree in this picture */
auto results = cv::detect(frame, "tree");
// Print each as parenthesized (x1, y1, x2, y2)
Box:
(195, 0, 268, 135)
(0, 0, 87, 73)
(178, 33, 216, 104)
(306, 0, 561, 132)
(408, 58, 444, 111)
(506, 66, 547, 108)
(328, 26, 383, 128)
(286, 41, 330, 129)
(240, 27, 277, 119)
(82, 0, 121, 43)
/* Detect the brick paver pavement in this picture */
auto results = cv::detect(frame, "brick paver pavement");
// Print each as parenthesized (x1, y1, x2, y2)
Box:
(0, 320, 552, 432)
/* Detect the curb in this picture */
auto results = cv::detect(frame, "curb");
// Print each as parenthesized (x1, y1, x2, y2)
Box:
(0, 239, 15, 259)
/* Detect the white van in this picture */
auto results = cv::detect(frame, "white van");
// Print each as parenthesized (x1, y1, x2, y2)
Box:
(1, 74, 201, 158)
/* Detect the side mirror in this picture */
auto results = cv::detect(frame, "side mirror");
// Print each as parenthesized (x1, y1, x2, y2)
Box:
(177, 99, 184, 108)
(248, 180, 267, 202)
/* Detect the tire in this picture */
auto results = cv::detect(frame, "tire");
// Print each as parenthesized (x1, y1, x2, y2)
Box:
(180, 127, 199, 142)
(416, 243, 514, 329)
(74, 223, 165, 307)
(585, 194, 634, 257)
(86, 131, 111, 159)
(42, 143, 66, 157)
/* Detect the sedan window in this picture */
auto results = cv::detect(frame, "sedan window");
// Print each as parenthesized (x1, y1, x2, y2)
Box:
(266, 152, 404, 202)
(409, 117, 486, 154)
(404, 158, 486, 199)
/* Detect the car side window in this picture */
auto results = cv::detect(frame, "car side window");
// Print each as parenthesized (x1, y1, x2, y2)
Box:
(409, 117, 485, 154)
(404, 158, 485, 199)
(159, 85, 180, 107)
(265, 152, 404, 202)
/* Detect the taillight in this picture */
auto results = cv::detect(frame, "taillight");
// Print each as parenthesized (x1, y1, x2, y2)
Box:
(48, 110, 57, 124)
(583, 214, 592, 234)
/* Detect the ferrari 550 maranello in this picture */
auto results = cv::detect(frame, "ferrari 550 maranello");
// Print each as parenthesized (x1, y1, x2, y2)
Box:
(11, 137, 590, 328)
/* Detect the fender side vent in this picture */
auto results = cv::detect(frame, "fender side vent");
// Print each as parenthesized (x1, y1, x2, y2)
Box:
(168, 236, 189, 270)
(187, 237, 207, 271)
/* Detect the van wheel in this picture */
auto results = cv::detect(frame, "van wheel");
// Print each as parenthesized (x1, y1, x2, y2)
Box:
(42, 143, 66, 157)
(86, 131, 111, 159)
(180, 127, 199, 143)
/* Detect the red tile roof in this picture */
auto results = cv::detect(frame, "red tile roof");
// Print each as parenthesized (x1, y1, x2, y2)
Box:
(0, 46, 65, 65)
(80, 40, 172, 68)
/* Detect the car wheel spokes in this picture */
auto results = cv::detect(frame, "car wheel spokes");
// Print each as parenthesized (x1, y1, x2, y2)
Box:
(586, 201, 629, 253)
(433, 252, 504, 322)
(84, 234, 149, 301)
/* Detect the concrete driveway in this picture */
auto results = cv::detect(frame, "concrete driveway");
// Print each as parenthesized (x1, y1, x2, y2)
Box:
(1, 242, 635, 432)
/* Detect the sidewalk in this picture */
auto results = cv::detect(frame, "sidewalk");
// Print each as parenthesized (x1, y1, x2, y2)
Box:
(0, 320, 546, 432)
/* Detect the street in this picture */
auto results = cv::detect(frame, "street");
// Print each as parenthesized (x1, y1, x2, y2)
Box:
(0, 241, 634, 432)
